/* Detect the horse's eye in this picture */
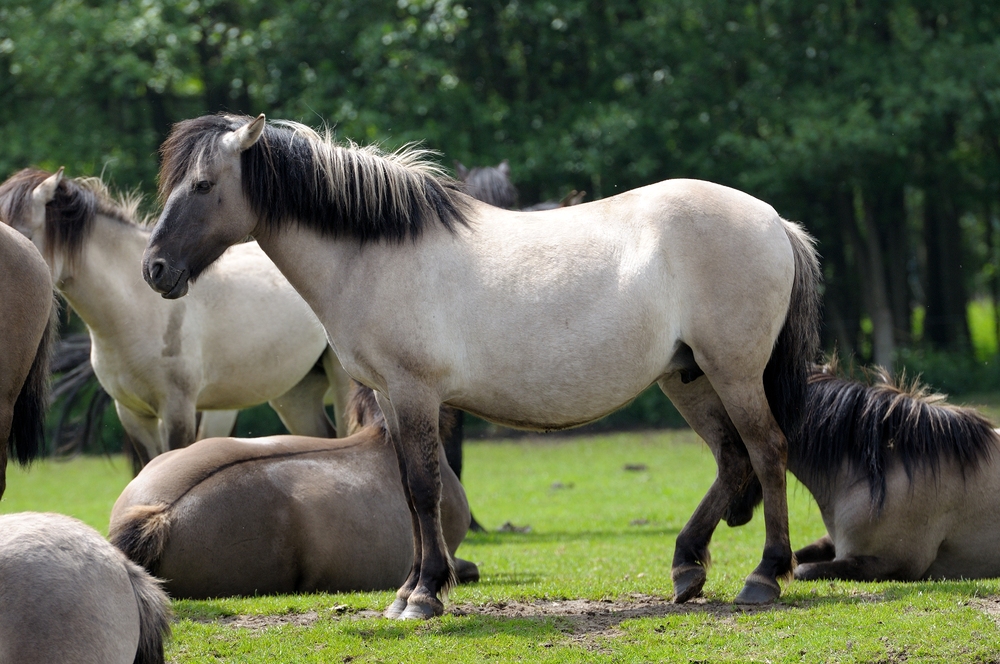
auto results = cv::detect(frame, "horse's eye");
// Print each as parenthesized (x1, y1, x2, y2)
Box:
(194, 180, 213, 194)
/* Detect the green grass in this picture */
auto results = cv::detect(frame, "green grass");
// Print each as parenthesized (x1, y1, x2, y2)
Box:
(3, 431, 1000, 662)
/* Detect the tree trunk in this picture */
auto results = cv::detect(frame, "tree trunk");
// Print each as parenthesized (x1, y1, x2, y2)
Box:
(923, 188, 970, 350)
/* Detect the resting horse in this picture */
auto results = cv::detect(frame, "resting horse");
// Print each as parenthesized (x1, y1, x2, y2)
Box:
(0, 222, 54, 499)
(0, 512, 171, 664)
(110, 383, 477, 598)
(142, 114, 821, 617)
(790, 365, 1000, 581)
(0, 168, 351, 461)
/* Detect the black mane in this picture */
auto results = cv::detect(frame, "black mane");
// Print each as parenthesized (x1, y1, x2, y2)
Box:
(792, 364, 997, 511)
(159, 114, 470, 244)
(0, 168, 135, 266)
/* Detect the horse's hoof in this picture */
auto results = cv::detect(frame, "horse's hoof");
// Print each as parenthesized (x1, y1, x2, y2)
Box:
(454, 558, 480, 584)
(734, 573, 781, 605)
(383, 598, 408, 619)
(398, 596, 444, 620)
(672, 563, 707, 604)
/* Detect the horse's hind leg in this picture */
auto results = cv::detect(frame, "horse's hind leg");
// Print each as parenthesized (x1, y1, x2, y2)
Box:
(795, 535, 836, 564)
(794, 555, 905, 582)
(269, 367, 336, 438)
(712, 378, 795, 604)
(659, 374, 757, 603)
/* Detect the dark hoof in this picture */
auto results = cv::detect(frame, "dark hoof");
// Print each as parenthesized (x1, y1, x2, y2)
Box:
(672, 563, 707, 604)
(398, 596, 444, 620)
(455, 558, 480, 584)
(734, 574, 781, 604)
(383, 597, 408, 619)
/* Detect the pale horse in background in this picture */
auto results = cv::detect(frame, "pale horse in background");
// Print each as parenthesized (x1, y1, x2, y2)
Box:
(0, 167, 351, 462)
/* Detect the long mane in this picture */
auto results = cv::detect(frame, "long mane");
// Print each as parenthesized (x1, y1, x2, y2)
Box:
(158, 114, 470, 244)
(0, 168, 141, 266)
(792, 362, 997, 511)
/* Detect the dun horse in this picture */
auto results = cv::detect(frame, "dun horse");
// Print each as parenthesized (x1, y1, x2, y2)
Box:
(0, 222, 54, 499)
(0, 512, 171, 664)
(0, 168, 351, 462)
(790, 364, 1000, 581)
(110, 383, 477, 598)
(142, 114, 821, 618)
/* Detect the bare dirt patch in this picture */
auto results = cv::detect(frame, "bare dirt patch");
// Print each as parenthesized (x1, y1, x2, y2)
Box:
(971, 596, 1000, 627)
(449, 593, 786, 637)
(198, 594, 790, 636)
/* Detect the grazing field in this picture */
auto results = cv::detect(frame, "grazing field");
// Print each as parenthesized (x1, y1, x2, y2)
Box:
(3, 430, 1000, 662)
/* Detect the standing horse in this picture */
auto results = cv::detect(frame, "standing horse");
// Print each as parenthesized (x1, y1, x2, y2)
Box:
(0, 512, 171, 664)
(110, 382, 478, 598)
(0, 222, 54, 499)
(790, 364, 1000, 581)
(0, 168, 352, 462)
(142, 114, 821, 618)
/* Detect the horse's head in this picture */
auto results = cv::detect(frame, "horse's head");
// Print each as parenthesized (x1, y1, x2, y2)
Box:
(0, 167, 70, 281)
(143, 114, 266, 299)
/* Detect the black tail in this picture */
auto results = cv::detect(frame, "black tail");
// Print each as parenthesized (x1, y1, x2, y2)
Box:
(9, 304, 56, 465)
(725, 221, 822, 525)
(124, 557, 172, 664)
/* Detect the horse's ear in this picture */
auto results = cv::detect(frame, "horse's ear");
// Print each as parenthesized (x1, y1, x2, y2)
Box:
(454, 161, 469, 181)
(32, 167, 64, 205)
(498, 159, 510, 177)
(227, 114, 266, 152)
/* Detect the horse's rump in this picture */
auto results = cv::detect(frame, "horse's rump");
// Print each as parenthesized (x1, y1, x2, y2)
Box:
(109, 503, 172, 573)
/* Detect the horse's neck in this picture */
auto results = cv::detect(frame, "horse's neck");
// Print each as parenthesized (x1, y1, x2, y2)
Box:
(58, 214, 158, 340)
(253, 225, 352, 331)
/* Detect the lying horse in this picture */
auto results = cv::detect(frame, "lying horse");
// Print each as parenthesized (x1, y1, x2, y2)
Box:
(0, 222, 54, 499)
(0, 168, 351, 461)
(791, 364, 1000, 581)
(110, 383, 477, 599)
(0, 512, 171, 664)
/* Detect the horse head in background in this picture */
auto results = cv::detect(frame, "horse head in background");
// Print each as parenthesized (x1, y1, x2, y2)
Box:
(455, 158, 587, 211)
(0, 167, 351, 462)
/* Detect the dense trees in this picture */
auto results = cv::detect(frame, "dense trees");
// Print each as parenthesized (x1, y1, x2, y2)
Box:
(3, 0, 1000, 375)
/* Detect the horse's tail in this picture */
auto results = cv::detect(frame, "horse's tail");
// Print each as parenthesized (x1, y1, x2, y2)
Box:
(110, 503, 172, 573)
(123, 556, 172, 664)
(9, 303, 56, 465)
(764, 220, 822, 439)
(724, 220, 821, 527)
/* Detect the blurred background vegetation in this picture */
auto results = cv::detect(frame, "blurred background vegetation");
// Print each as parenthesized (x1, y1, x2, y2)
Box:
(4, 0, 1000, 447)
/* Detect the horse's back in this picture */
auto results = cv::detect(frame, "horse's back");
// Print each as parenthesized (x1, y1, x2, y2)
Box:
(0, 513, 143, 664)
(394, 179, 798, 427)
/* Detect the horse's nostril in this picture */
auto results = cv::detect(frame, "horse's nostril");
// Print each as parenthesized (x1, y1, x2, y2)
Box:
(149, 260, 165, 282)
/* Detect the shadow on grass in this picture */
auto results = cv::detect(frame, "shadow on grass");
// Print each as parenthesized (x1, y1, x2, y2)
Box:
(463, 526, 682, 546)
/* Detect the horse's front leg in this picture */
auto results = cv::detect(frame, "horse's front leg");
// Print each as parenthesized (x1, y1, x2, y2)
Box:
(375, 388, 453, 619)
(794, 535, 836, 564)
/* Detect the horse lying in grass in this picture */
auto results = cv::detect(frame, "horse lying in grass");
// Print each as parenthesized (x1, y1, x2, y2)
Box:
(141, 113, 821, 617)
(110, 383, 478, 599)
(0, 167, 351, 462)
(0, 222, 54, 499)
(790, 364, 1000, 581)
(0, 512, 171, 664)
